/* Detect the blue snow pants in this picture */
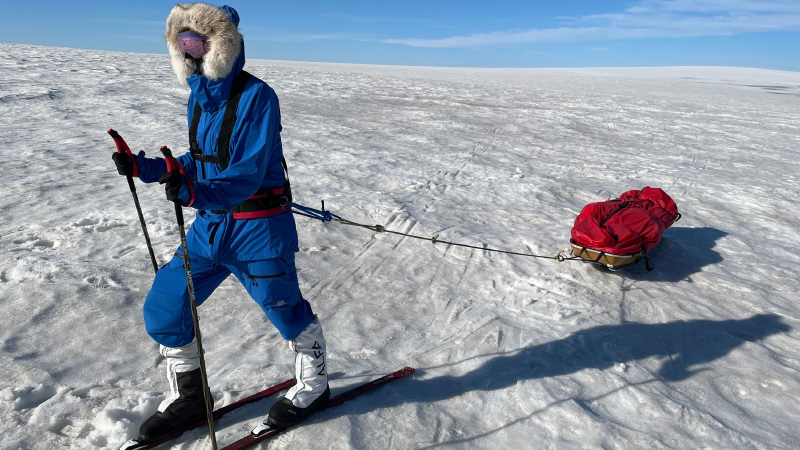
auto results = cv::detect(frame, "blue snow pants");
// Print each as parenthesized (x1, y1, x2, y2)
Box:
(143, 249, 314, 348)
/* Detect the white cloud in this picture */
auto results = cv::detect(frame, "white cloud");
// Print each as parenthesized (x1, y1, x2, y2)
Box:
(384, 0, 800, 48)
(645, 0, 800, 14)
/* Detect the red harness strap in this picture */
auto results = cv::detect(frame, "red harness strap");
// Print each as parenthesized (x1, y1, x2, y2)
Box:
(230, 185, 291, 220)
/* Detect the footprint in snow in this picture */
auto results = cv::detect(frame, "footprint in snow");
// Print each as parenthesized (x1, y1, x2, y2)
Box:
(12, 236, 38, 244)
(31, 238, 55, 248)
(84, 274, 121, 289)
(10, 235, 57, 250)
(73, 218, 99, 227)
(50, 417, 95, 439)
(72, 217, 127, 232)
(113, 245, 137, 259)
(5, 384, 58, 411)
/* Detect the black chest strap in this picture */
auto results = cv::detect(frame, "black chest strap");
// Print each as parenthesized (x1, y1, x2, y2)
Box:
(189, 70, 252, 170)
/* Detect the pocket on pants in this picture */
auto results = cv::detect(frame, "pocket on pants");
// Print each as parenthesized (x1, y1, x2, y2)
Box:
(239, 256, 301, 310)
(245, 259, 288, 287)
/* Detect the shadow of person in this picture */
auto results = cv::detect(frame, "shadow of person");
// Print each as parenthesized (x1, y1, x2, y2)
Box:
(593, 227, 727, 282)
(322, 314, 787, 422)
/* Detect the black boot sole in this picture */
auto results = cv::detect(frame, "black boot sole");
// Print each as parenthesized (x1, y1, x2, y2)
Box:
(266, 386, 331, 429)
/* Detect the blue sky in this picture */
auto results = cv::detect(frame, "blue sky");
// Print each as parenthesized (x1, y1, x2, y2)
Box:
(2, 0, 799, 70)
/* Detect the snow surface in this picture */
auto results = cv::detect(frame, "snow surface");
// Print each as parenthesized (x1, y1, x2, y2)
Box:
(1, 43, 800, 449)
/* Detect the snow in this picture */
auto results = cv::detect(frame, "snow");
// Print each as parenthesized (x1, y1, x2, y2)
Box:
(1, 43, 800, 449)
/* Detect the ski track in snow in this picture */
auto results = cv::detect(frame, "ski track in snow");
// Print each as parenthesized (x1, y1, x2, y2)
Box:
(1, 44, 800, 449)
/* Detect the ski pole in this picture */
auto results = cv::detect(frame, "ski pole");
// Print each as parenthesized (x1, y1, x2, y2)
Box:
(108, 129, 159, 274)
(159, 146, 218, 450)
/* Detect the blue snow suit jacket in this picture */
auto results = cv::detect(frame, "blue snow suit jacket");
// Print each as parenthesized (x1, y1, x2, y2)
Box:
(135, 43, 298, 263)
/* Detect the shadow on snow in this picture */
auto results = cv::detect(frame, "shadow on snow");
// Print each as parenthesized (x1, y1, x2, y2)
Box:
(591, 226, 727, 282)
(327, 313, 788, 445)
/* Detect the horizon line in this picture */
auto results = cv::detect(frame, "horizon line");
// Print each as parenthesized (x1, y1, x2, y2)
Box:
(3, 42, 799, 74)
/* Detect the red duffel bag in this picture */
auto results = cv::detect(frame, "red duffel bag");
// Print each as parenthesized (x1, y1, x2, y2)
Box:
(570, 187, 680, 270)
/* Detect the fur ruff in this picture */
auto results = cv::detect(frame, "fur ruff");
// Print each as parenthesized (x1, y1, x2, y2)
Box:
(165, 3, 242, 86)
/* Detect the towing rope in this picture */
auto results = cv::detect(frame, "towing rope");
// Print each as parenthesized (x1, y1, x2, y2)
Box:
(287, 200, 574, 262)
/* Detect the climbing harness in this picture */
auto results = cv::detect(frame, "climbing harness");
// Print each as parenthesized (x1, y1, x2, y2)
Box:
(190, 70, 293, 220)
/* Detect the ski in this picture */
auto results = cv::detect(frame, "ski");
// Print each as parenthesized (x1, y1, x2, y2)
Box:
(119, 378, 295, 450)
(223, 367, 416, 450)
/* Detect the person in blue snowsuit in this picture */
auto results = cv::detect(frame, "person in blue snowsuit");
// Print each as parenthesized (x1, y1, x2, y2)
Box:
(112, 4, 329, 444)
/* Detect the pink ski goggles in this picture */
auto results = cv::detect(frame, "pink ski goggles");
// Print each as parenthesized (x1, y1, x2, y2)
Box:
(177, 31, 210, 59)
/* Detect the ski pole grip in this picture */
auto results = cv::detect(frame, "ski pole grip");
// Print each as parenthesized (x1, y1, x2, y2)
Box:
(160, 146, 196, 210)
(108, 128, 139, 177)
(160, 146, 177, 169)
(160, 146, 185, 225)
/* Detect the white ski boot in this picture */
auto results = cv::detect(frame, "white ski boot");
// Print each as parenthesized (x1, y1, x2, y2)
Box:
(253, 316, 329, 435)
(133, 340, 212, 444)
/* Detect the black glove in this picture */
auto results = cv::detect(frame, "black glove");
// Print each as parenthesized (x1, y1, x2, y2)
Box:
(112, 152, 134, 177)
(159, 170, 183, 203)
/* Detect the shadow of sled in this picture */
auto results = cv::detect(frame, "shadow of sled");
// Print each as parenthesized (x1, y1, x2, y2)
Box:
(590, 226, 727, 282)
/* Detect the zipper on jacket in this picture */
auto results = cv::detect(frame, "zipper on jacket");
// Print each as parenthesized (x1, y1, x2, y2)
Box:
(208, 222, 221, 245)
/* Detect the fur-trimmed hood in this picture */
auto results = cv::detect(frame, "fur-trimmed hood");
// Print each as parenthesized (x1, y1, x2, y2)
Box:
(165, 3, 243, 86)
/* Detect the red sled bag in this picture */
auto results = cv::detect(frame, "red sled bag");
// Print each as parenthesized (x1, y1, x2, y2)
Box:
(570, 187, 680, 270)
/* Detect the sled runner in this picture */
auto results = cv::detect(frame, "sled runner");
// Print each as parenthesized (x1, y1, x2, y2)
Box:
(570, 187, 680, 270)
(569, 245, 649, 270)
